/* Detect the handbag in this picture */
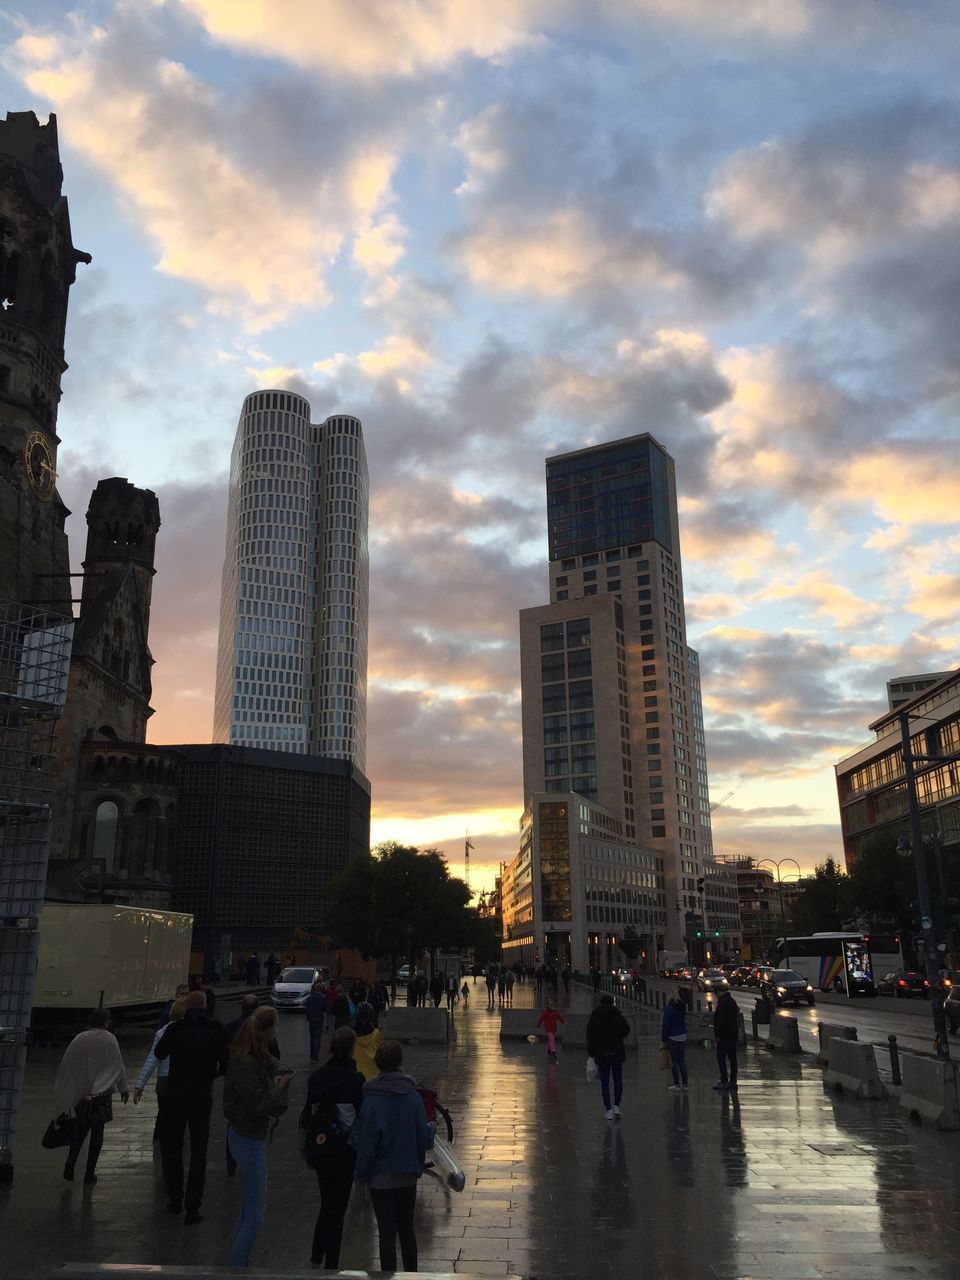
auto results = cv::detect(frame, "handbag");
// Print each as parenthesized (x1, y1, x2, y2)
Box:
(585, 1056, 599, 1082)
(658, 1045, 670, 1071)
(41, 1112, 76, 1150)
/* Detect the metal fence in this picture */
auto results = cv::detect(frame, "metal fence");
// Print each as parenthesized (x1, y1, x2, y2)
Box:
(0, 598, 72, 1183)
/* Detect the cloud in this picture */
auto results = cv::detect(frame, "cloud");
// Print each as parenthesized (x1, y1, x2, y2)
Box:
(9, 12, 405, 329)
(178, 0, 543, 79)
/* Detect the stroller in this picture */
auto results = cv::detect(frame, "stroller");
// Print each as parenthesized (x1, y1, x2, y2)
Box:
(417, 1087, 464, 1191)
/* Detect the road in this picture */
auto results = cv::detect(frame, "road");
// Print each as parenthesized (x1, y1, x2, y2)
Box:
(638, 975, 949, 1071)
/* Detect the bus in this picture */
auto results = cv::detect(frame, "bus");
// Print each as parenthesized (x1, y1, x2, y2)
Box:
(773, 932, 901, 996)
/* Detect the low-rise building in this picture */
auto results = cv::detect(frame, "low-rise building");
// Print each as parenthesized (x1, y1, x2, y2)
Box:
(500, 791, 668, 973)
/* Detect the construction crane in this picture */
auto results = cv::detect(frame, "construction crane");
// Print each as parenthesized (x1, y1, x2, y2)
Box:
(710, 779, 745, 814)
(465, 832, 474, 885)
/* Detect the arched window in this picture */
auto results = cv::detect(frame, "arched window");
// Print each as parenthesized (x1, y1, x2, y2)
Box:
(92, 800, 119, 866)
(129, 798, 159, 876)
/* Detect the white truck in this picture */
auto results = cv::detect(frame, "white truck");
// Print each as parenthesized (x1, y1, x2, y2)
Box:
(33, 902, 193, 1014)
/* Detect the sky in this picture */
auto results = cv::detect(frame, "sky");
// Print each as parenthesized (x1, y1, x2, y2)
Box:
(4, 0, 960, 895)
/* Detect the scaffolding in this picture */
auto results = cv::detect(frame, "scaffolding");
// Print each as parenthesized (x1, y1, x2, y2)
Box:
(0, 597, 72, 1183)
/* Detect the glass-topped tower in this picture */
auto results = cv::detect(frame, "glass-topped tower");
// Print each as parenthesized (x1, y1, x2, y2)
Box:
(213, 390, 368, 770)
(520, 432, 740, 957)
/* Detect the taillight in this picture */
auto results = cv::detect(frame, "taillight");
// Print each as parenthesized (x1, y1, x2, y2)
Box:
(898, 979, 906, 987)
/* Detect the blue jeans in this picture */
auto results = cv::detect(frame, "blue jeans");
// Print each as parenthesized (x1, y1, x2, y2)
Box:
(227, 1129, 267, 1267)
(668, 1039, 688, 1085)
(599, 1061, 623, 1109)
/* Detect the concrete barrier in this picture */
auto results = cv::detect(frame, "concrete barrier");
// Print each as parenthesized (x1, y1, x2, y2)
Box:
(382, 1006, 449, 1043)
(824, 1038, 888, 1099)
(499, 1010, 551, 1040)
(900, 1052, 960, 1130)
(767, 1013, 801, 1053)
(561, 1011, 639, 1050)
(57, 1268, 521, 1280)
(817, 1022, 857, 1066)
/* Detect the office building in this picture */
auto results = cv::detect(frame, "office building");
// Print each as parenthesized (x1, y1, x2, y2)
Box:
(500, 792, 667, 973)
(886, 671, 952, 712)
(213, 391, 368, 770)
(519, 433, 739, 957)
(836, 667, 960, 869)
(169, 744, 371, 960)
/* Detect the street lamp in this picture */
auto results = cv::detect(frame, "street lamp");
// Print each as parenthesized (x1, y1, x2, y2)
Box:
(897, 711, 951, 1060)
(756, 857, 801, 933)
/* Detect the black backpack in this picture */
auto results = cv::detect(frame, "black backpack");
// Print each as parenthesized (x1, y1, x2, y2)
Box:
(299, 1098, 350, 1168)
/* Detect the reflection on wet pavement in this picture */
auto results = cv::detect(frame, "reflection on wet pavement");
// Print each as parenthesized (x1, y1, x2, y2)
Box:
(3, 980, 960, 1278)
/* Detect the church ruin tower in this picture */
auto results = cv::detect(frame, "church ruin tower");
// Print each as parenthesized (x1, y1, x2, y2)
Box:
(0, 111, 91, 612)
(80, 477, 161, 641)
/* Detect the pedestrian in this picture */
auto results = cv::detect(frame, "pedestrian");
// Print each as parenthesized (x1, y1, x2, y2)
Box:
(460, 979, 470, 1006)
(661, 993, 689, 1093)
(304, 1025, 364, 1268)
(304, 980, 327, 1062)
(332, 987, 352, 1030)
(562, 966, 571, 995)
(353, 1002, 385, 1081)
(712, 988, 739, 1091)
(223, 1007, 293, 1267)
(505, 968, 515, 1007)
(53, 1008, 130, 1185)
(224, 995, 280, 1176)
(157, 983, 190, 1029)
(485, 966, 496, 1009)
(354, 1041, 434, 1273)
(535, 966, 544, 997)
(536, 999, 565, 1058)
(586, 993, 631, 1120)
(414, 972, 429, 1009)
(496, 967, 506, 1006)
(265, 953, 277, 985)
(430, 971, 444, 1009)
(154, 989, 230, 1223)
(446, 973, 459, 1011)
(190, 974, 216, 1020)
(324, 978, 339, 1031)
(133, 995, 188, 1180)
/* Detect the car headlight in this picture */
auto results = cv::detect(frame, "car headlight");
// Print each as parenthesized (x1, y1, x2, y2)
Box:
(805, 985, 813, 991)
(777, 987, 787, 995)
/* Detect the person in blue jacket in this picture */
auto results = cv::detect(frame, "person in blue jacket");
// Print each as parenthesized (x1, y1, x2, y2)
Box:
(661, 993, 689, 1091)
(354, 1040, 434, 1272)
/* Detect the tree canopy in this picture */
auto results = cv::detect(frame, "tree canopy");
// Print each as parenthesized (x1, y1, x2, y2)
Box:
(322, 841, 477, 963)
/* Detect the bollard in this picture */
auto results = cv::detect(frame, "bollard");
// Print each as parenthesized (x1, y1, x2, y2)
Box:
(751, 1008, 759, 1041)
(888, 1034, 901, 1087)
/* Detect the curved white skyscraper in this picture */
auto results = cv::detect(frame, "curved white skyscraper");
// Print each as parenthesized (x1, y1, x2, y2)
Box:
(213, 389, 368, 770)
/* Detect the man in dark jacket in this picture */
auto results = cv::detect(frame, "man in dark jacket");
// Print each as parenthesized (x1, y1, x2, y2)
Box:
(155, 990, 230, 1222)
(304, 981, 327, 1061)
(586, 993, 631, 1120)
(713, 988, 739, 1090)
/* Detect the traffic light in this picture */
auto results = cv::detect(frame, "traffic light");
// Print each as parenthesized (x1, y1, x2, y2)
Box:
(696, 877, 705, 894)
(714, 931, 720, 938)
(695, 929, 702, 939)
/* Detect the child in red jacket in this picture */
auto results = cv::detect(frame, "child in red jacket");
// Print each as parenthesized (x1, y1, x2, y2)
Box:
(536, 1000, 565, 1057)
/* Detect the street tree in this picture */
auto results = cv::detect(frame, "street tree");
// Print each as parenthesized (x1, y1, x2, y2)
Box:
(788, 858, 846, 934)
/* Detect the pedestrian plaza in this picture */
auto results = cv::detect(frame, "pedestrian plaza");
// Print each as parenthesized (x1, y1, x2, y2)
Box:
(4, 981, 960, 1278)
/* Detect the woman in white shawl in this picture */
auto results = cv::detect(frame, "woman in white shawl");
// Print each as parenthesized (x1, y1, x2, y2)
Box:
(53, 1008, 129, 1184)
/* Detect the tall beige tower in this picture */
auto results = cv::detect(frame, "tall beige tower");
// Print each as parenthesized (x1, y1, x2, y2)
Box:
(520, 433, 739, 956)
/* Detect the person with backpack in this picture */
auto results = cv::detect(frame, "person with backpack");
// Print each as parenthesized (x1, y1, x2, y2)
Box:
(222, 1007, 292, 1266)
(354, 1040, 434, 1273)
(303, 1025, 364, 1269)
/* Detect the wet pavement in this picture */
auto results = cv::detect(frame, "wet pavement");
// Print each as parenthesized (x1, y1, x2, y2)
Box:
(4, 981, 960, 1278)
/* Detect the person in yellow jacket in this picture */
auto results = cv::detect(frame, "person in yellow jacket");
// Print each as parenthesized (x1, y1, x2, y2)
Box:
(353, 1002, 384, 1081)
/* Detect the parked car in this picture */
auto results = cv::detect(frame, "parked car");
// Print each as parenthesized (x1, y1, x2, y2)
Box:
(760, 968, 815, 1007)
(696, 968, 729, 992)
(270, 965, 322, 1011)
(877, 970, 929, 999)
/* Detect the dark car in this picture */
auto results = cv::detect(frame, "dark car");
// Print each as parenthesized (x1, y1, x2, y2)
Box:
(877, 970, 929, 999)
(728, 966, 753, 987)
(760, 968, 815, 1007)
